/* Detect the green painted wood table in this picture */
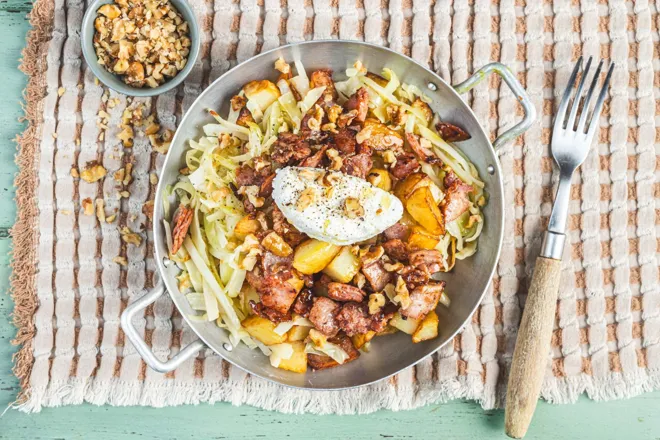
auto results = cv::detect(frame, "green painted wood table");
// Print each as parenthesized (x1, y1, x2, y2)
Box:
(0, 4, 658, 439)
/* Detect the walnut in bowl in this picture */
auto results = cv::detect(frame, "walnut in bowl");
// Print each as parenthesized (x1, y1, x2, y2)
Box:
(81, 0, 200, 97)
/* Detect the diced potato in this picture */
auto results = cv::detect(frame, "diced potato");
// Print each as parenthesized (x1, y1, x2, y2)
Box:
(287, 273, 305, 293)
(262, 231, 293, 257)
(389, 312, 420, 335)
(411, 99, 433, 124)
(361, 119, 404, 151)
(243, 80, 281, 112)
(234, 215, 261, 239)
(293, 239, 341, 275)
(351, 331, 376, 349)
(376, 325, 399, 336)
(287, 325, 311, 342)
(408, 225, 440, 250)
(276, 341, 307, 373)
(367, 168, 392, 192)
(394, 172, 428, 201)
(406, 186, 445, 235)
(412, 310, 439, 343)
(242, 315, 287, 345)
(322, 246, 361, 283)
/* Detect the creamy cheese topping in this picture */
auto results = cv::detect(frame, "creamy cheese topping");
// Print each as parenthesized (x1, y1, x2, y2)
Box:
(272, 166, 404, 245)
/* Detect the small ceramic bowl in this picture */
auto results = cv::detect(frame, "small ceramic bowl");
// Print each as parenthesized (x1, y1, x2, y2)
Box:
(81, 0, 200, 97)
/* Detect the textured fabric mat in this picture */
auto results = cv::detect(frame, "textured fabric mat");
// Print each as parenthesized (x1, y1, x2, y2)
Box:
(11, 0, 660, 413)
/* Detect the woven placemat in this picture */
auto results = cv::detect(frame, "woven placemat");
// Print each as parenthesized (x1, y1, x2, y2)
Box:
(11, 0, 660, 413)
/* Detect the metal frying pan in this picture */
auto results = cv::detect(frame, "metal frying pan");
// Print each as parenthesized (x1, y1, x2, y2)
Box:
(121, 40, 535, 390)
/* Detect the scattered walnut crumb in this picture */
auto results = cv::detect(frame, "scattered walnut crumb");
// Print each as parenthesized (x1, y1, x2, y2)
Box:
(238, 185, 264, 208)
(60, 209, 71, 215)
(95, 199, 106, 222)
(142, 201, 154, 221)
(119, 190, 130, 198)
(52, 132, 58, 139)
(113, 256, 128, 266)
(82, 198, 95, 216)
(114, 168, 125, 182)
(57, 87, 65, 97)
(106, 213, 117, 223)
(274, 57, 290, 74)
(70, 167, 79, 178)
(120, 226, 142, 245)
(149, 173, 158, 185)
(326, 148, 343, 171)
(81, 163, 107, 183)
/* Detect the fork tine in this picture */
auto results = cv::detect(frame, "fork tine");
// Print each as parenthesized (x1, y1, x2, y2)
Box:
(576, 59, 604, 131)
(555, 56, 582, 129)
(586, 62, 615, 138)
(566, 57, 592, 130)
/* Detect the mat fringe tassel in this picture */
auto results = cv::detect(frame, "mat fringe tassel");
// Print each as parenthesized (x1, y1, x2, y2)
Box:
(9, 0, 54, 411)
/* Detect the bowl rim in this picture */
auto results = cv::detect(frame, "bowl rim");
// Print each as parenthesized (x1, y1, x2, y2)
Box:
(80, 0, 201, 97)
(150, 40, 506, 390)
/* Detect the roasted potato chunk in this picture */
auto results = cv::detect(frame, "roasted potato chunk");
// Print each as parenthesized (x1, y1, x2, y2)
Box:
(275, 341, 308, 373)
(242, 315, 287, 346)
(412, 310, 439, 343)
(389, 312, 420, 335)
(293, 239, 342, 275)
(366, 168, 392, 192)
(234, 215, 261, 239)
(394, 172, 429, 200)
(359, 119, 404, 152)
(407, 225, 440, 250)
(406, 186, 445, 235)
(351, 330, 376, 349)
(243, 80, 281, 112)
(287, 325, 311, 342)
(322, 246, 361, 283)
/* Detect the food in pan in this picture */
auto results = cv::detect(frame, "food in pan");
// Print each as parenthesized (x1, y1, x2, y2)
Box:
(162, 59, 486, 372)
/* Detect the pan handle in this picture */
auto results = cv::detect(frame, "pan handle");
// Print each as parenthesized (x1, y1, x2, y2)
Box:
(120, 282, 206, 373)
(453, 62, 536, 150)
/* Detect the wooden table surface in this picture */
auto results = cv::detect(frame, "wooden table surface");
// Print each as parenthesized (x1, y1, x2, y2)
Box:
(1, 3, 659, 439)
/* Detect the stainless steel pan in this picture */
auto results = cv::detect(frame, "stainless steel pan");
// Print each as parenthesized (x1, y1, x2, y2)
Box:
(121, 41, 535, 389)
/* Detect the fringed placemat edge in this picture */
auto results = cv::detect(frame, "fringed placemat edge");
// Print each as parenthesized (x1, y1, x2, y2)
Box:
(9, 0, 55, 409)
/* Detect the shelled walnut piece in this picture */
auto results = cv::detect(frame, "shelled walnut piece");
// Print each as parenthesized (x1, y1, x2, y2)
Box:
(94, 0, 191, 88)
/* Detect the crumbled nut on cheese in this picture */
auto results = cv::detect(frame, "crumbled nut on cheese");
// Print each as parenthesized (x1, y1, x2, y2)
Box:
(82, 198, 95, 216)
(81, 163, 107, 183)
(343, 196, 364, 219)
(368, 293, 386, 315)
(120, 226, 142, 245)
(149, 128, 173, 154)
(95, 199, 106, 222)
(93, 0, 191, 88)
(123, 163, 133, 185)
(296, 187, 316, 211)
(113, 256, 128, 266)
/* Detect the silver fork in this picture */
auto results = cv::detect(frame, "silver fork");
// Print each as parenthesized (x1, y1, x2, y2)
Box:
(504, 57, 614, 439)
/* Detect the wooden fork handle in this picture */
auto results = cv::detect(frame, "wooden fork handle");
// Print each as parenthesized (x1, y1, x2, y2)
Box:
(505, 256, 562, 438)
